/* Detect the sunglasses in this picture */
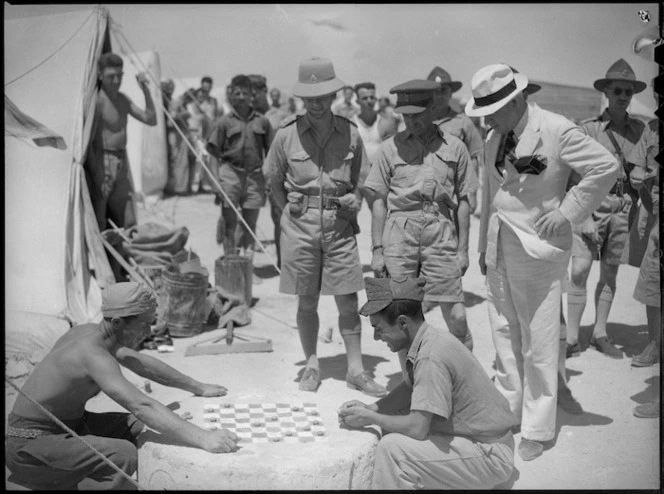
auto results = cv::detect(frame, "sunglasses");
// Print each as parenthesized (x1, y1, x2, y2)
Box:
(610, 87, 633, 97)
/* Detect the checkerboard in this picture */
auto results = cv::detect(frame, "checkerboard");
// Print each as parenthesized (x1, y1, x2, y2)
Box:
(202, 402, 328, 443)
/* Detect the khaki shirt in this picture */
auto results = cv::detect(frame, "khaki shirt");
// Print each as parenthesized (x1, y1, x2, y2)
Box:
(406, 322, 518, 443)
(436, 110, 484, 158)
(263, 113, 368, 209)
(363, 126, 475, 213)
(207, 107, 274, 172)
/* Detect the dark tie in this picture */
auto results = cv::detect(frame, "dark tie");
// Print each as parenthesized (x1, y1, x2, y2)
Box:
(496, 131, 516, 175)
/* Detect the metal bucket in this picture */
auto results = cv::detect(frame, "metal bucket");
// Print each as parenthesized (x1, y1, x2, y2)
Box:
(158, 268, 209, 337)
(215, 255, 252, 306)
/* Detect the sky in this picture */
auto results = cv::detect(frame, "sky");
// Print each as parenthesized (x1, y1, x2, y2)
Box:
(5, 3, 661, 112)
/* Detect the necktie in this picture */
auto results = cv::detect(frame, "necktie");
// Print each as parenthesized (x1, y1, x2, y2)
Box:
(496, 131, 516, 175)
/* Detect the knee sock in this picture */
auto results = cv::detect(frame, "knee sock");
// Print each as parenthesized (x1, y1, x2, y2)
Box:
(566, 289, 586, 345)
(297, 308, 319, 364)
(594, 283, 615, 339)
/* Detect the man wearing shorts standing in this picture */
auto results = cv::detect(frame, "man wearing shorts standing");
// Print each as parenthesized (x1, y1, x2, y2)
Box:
(206, 74, 274, 260)
(263, 57, 386, 397)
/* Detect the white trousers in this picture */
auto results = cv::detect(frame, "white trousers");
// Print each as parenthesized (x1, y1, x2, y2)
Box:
(486, 225, 568, 441)
(372, 432, 514, 490)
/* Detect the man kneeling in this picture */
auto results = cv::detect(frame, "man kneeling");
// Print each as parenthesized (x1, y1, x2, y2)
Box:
(6, 282, 239, 490)
(339, 277, 517, 489)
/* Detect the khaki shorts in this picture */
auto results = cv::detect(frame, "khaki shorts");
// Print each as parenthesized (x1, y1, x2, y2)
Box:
(383, 213, 464, 303)
(634, 221, 660, 307)
(572, 209, 628, 264)
(279, 207, 364, 296)
(217, 164, 265, 209)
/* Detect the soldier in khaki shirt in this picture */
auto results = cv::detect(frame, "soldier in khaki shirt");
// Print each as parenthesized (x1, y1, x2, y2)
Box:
(363, 79, 477, 352)
(263, 57, 386, 398)
(566, 59, 647, 359)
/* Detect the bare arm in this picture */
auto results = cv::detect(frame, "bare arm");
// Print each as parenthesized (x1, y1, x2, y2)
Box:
(126, 73, 156, 126)
(116, 347, 227, 397)
(86, 350, 237, 453)
(369, 191, 388, 277)
(456, 196, 470, 275)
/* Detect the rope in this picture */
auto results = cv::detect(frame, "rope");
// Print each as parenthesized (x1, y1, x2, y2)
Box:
(4, 377, 144, 490)
(108, 26, 281, 275)
(5, 10, 96, 88)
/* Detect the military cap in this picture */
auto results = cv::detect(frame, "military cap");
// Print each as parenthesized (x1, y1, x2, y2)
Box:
(593, 59, 646, 94)
(426, 66, 462, 93)
(389, 79, 439, 114)
(359, 276, 426, 316)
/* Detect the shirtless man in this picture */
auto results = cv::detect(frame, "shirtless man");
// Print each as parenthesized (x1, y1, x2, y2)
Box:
(86, 52, 156, 231)
(352, 82, 402, 206)
(6, 282, 238, 490)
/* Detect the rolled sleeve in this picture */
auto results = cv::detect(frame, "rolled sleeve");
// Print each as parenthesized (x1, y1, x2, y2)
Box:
(263, 131, 288, 209)
(362, 143, 392, 198)
(557, 126, 620, 225)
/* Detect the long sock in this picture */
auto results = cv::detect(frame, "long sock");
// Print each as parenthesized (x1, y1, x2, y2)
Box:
(339, 314, 363, 375)
(566, 289, 586, 345)
(297, 308, 319, 366)
(593, 283, 615, 339)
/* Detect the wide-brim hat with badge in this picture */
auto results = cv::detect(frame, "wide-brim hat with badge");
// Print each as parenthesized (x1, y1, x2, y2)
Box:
(389, 79, 440, 114)
(359, 276, 426, 316)
(292, 57, 346, 99)
(593, 58, 647, 94)
(465, 64, 529, 117)
(426, 66, 463, 93)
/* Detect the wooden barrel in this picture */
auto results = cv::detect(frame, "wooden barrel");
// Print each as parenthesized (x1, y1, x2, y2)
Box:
(215, 255, 252, 306)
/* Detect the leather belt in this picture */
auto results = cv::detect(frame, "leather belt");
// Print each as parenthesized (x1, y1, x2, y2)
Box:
(6, 425, 54, 439)
(390, 201, 451, 218)
(304, 195, 339, 210)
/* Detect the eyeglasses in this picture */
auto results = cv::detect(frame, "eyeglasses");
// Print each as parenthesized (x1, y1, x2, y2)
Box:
(611, 87, 633, 97)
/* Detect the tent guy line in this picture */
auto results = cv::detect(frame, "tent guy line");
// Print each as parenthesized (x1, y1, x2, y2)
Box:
(111, 18, 282, 276)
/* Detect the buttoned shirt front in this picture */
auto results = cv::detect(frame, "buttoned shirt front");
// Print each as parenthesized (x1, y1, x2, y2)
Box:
(207, 107, 274, 172)
(263, 113, 368, 209)
(581, 109, 645, 182)
(363, 126, 475, 214)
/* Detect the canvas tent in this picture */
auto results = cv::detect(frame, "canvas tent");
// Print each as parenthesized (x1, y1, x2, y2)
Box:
(5, 6, 116, 353)
(120, 50, 168, 199)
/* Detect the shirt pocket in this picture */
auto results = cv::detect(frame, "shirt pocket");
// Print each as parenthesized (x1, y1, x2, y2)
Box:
(390, 162, 419, 189)
(329, 150, 354, 184)
(287, 150, 319, 183)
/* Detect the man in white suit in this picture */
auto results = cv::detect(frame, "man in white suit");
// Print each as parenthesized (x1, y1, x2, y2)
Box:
(466, 64, 619, 461)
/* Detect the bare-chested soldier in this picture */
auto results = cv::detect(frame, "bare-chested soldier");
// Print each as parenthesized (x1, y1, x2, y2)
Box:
(6, 282, 239, 490)
(86, 52, 157, 231)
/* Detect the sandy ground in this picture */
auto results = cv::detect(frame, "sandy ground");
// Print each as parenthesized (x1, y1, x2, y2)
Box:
(5, 191, 660, 490)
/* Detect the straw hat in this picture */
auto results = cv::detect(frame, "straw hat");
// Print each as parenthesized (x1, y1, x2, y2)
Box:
(292, 57, 345, 98)
(593, 58, 646, 94)
(464, 64, 528, 117)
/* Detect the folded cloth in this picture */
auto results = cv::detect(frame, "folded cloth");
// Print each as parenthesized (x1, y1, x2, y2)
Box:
(101, 282, 157, 318)
(124, 224, 189, 254)
(206, 286, 251, 328)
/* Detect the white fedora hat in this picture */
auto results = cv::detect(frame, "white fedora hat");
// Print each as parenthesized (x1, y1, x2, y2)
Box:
(465, 64, 528, 117)
(292, 57, 345, 99)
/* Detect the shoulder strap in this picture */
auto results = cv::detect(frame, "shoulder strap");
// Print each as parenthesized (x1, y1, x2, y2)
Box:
(605, 127, 627, 166)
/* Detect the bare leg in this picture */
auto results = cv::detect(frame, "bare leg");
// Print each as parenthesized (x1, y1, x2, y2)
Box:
(222, 206, 238, 256)
(593, 261, 619, 338)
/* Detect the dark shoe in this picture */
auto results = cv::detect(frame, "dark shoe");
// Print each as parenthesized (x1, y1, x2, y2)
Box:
(566, 342, 581, 359)
(557, 385, 583, 415)
(590, 336, 623, 359)
(632, 342, 660, 367)
(299, 367, 320, 392)
(518, 439, 544, 461)
(633, 400, 659, 418)
(346, 371, 387, 397)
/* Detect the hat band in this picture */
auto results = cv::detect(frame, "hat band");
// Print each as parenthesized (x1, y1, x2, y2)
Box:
(474, 79, 518, 107)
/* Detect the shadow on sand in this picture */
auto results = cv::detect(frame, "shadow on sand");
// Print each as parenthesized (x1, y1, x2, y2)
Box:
(631, 376, 661, 404)
(575, 323, 649, 358)
(294, 354, 390, 384)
